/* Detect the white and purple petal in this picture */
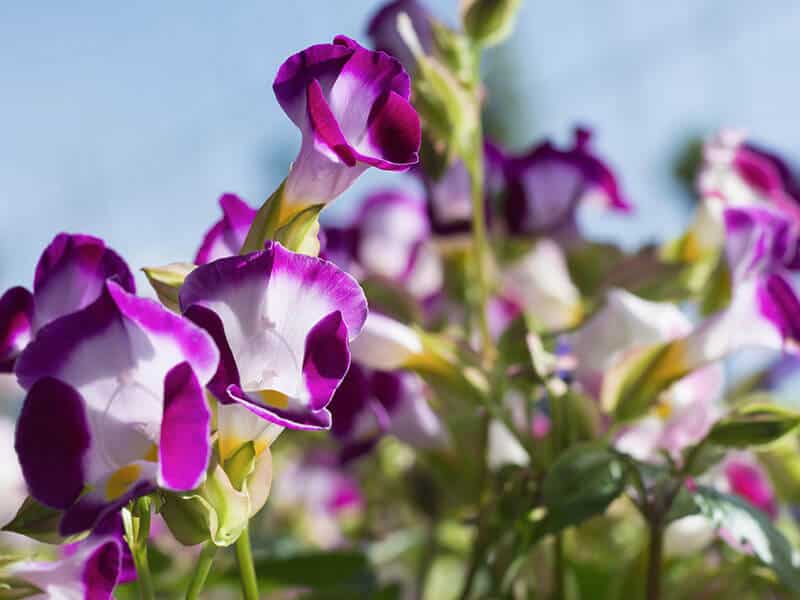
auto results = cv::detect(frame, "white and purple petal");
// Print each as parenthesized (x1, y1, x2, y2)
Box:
(274, 36, 420, 206)
(505, 127, 630, 237)
(11, 536, 122, 600)
(0, 286, 34, 372)
(367, 0, 434, 73)
(195, 193, 257, 264)
(181, 241, 367, 430)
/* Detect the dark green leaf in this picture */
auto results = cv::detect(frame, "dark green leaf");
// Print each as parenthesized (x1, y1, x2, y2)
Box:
(709, 403, 800, 448)
(692, 485, 800, 591)
(530, 444, 626, 539)
(2, 496, 71, 545)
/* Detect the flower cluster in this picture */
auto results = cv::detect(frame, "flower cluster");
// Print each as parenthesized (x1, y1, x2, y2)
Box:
(3, 2, 800, 599)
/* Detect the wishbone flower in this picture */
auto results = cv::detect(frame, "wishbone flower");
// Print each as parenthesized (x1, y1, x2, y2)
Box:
(274, 35, 421, 209)
(180, 241, 368, 431)
(14, 280, 219, 536)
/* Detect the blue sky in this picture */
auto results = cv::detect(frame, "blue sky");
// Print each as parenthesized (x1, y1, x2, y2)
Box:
(1, 0, 799, 291)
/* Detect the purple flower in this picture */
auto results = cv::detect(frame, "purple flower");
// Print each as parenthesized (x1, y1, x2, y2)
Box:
(14, 280, 219, 536)
(180, 241, 368, 431)
(724, 455, 778, 520)
(367, 0, 434, 73)
(322, 189, 443, 299)
(681, 206, 800, 365)
(421, 142, 506, 236)
(274, 36, 421, 208)
(195, 193, 257, 265)
(0, 233, 135, 372)
(10, 531, 122, 599)
(699, 130, 800, 221)
(504, 127, 630, 238)
(62, 512, 137, 585)
(328, 362, 446, 461)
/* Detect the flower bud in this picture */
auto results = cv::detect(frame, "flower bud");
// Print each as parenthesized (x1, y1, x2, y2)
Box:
(461, 0, 522, 48)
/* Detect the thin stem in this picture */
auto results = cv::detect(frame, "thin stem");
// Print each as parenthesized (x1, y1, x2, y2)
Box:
(185, 541, 218, 600)
(235, 525, 259, 600)
(458, 417, 490, 600)
(466, 128, 493, 367)
(132, 545, 155, 600)
(645, 517, 664, 600)
(552, 533, 565, 600)
(414, 522, 437, 600)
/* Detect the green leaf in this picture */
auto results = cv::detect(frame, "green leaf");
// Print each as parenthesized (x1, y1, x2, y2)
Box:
(529, 444, 626, 539)
(709, 403, 800, 448)
(0, 579, 42, 600)
(240, 180, 286, 254)
(142, 262, 195, 312)
(1, 496, 73, 545)
(692, 485, 800, 591)
(274, 203, 324, 254)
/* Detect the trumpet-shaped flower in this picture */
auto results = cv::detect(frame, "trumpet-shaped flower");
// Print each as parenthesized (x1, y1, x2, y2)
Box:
(180, 241, 368, 430)
(329, 362, 446, 461)
(195, 193, 257, 264)
(274, 36, 421, 208)
(322, 189, 442, 299)
(0, 233, 134, 372)
(504, 127, 630, 238)
(14, 280, 219, 535)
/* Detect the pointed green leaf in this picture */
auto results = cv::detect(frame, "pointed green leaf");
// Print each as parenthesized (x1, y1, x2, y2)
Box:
(1, 496, 74, 545)
(709, 403, 800, 448)
(142, 262, 195, 312)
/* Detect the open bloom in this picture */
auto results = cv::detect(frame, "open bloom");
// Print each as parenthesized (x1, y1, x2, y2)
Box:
(15, 280, 219, 535)
(571, 289, 724, 459)
(10, 535, 122, 600)
(0, 233, 134, 372)
(322, 189, 442, 299)
(195, 193, 257, 264)
(681, 130, 800, 259)
(274, 35, 421, 208)
(504, 127, 630, 238)
(677, 206, 800, 369)
(329, 362, 446, 461)
(180, 241, 368, 430)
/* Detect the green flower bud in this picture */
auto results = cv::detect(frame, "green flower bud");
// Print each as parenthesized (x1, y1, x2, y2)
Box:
(461, 0, 522, 48)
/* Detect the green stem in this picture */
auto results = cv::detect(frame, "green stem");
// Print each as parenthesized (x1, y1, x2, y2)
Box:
(645, 517, 664, 600)
(552, 532, 566, 600)
(185, 541, 218, 600)
(132, 545, 155, 600)
(466, 127, 493, 367)
(235, 525, 259, 600)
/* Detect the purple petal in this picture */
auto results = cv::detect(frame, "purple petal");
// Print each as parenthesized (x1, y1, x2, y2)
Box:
(359, 89, 420, 169)
(367, 0, 434, 72)
(723, 206, 796, 281)
(195, 193, 257, 265)
(158, 362, 211, 491)
(725, 457, 778, 519)
(15, 377, 90, 509)
(307, 78, 358, 166)
(60, 481, 154, 537)
(303, 311, 351, 410)
(757, 273, 800, 345)
(273, 41, 354, 128)
(33, 233, 135, 330)
(183, 304, 241, 404)
(227, 384, 333, 430)
(82, 539, 122, 600)
(329, 362, 372, 439)
(0, 286, 34, 372)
